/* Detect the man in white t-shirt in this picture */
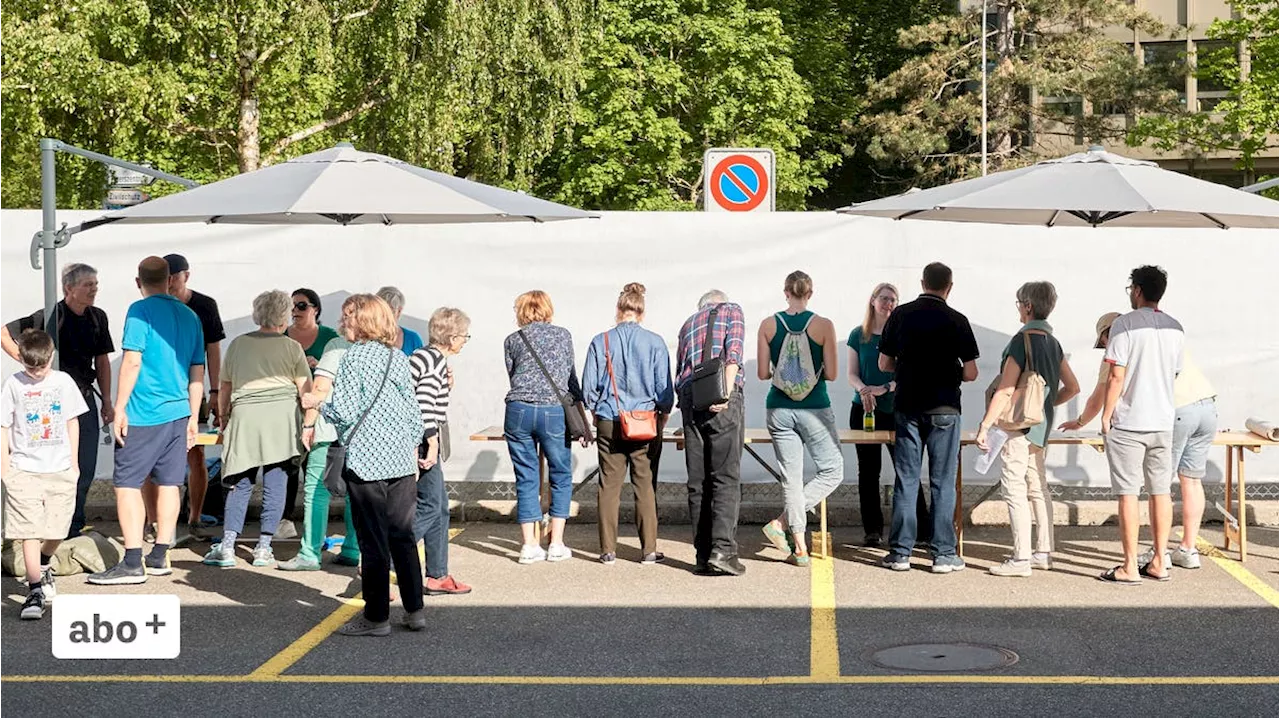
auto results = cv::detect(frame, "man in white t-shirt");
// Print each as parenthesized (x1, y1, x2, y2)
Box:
(0, 330, 89, 620)
(1100, 265, 1184, 585)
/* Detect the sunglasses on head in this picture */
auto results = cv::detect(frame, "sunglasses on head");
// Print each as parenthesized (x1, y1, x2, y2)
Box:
(294, 302, 314, 311)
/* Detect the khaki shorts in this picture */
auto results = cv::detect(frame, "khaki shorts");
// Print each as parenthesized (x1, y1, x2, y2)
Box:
(3, 468, 78, 540)
(1105, 428, 1173, 497)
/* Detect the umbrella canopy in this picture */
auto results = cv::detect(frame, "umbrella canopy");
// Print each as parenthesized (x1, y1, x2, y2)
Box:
(73, 143, 595, 233)
(837, 147, 1279, 229)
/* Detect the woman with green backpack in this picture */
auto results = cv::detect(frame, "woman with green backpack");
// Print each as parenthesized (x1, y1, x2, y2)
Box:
(757, 271, 843, 566)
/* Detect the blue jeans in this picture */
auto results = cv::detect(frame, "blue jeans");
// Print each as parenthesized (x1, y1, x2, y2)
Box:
(890, 412, 961, 559)
(766, 407, 844, 534)
(504, 402, 573, 524)
(68, 397, 100, 536)
(414, 461, 450, 578)
(222, 461, 290, 535)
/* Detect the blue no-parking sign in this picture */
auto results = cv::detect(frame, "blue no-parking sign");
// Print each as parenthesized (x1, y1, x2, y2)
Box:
(703, 148, 775, 212)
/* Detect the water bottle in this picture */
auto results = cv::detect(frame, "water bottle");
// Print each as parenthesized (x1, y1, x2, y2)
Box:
(863, 410, 875, 432)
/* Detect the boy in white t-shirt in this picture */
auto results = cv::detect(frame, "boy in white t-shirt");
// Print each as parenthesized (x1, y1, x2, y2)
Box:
(1, 330, 89, 619)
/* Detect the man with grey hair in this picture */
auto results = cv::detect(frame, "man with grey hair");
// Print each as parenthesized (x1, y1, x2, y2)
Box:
(376, 286, 425, 354)
(2, 263, 115, 537)
(674, 289, 747, 576)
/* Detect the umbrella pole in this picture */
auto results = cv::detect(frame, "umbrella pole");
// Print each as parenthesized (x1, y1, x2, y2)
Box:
(39, 139, 59, 368)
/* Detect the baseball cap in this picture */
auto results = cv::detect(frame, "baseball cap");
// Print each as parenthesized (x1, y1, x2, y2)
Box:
(164, 254, 190, 274)
(1094, 312, 1121, 349)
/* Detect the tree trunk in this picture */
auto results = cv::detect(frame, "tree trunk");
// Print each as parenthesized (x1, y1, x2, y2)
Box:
(991, 0, 1017, 162)
(237, 26, 261, 174)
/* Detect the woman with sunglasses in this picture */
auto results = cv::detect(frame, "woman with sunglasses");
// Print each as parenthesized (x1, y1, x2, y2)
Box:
(285, 289, 340, 373)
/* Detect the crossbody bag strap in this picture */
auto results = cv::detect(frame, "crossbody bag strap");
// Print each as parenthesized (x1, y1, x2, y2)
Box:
(604, 331, 623, 411)
(701, 306, 720, 360)
(344, 345, 394, 447)
(518, 329, 570, 405)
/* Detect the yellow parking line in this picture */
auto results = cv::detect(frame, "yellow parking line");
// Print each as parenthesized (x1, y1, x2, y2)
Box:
(249, 595, 364, 677)
(809, 555, 841, 678)
(5, 674, 1276, 685)
(1195, 537, 1279, 609)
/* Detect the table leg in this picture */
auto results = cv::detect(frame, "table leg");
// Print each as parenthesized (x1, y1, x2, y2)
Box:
(814, 499, 829, 559)
(955, 448, 964, 558)
(1237, 446, 1247, 562)
(1223, 445, 1234, 553)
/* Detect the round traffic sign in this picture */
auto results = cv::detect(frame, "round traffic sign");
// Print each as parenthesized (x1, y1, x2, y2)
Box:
(708, 154, 770, 211)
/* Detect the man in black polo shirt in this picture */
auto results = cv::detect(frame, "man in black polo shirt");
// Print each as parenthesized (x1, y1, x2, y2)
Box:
(158, 254, 224, 536)
(1, 263, 115, 537)
(877, 262, 979, 574)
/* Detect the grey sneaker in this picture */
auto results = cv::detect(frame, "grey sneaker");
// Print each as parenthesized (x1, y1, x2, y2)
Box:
(1170, 546, 1202, 569)
(640, 552, 665, 565)
(20, 590, 46, 620)
(599, 552, 617, 565)
(38, 566, 57, 600)
(1030, 553, 1054, 571)
(518, 545, 547, 564)
(988, 559, 1032, 577)
(188, 520, 220, 541)
(401, 609, 427, 631)
(145, 549, 173, 576)
(87, 561, 147, 585)
(337, 615, 391, 637)
(274, 520, 298, 540)
(547, 543, 572, 562)
(931, 555, 966, 574)
(276, 556, 322, 572)
(879, 554, 910, 572)
(202, 543, 236, 568)
(251, 546, 276, 567)
(1137, 546, 1170, 567)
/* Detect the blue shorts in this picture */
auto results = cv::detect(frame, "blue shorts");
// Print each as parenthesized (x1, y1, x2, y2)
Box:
(113, 417, 189, 489)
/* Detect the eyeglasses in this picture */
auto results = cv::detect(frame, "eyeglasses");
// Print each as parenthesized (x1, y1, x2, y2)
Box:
(454, 334, 472, 341)
(293, 302, 314, 311)
(1123, 285, 1134, 295)
(874, 295, 897, 304)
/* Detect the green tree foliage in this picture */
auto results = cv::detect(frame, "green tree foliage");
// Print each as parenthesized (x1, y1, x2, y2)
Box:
(1128, 0, 1278, 173)
(862, 0, 1177, 189)
(535, 0, 818, 210)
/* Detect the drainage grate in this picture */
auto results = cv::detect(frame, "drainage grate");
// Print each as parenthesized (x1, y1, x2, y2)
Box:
(867, 643, 1019, 672)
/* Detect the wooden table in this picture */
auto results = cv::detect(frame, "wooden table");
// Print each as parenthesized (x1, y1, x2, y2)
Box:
(471, 426, 1276, 561)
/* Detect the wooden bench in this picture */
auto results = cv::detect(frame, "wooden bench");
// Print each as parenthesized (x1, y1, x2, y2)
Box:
(470, 426, 1275, 561)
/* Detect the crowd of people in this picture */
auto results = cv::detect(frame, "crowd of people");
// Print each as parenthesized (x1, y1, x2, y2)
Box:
(1, 256, 1213, 630)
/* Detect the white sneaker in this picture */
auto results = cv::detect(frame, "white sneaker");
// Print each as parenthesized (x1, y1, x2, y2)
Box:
(1170, 546, 1201, 569)
(1030, 553, 1053, 571)
(1137, 546, 1171, 567)
(546, 543, 572, 562)
(518, 545, 547, 564)
(988, 559, 1032, 577)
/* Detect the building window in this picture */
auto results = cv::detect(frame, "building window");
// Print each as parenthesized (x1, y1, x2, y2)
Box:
(1143, 41, 1189, 105)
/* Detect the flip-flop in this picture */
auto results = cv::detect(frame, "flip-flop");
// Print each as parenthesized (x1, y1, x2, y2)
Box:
(1139, 562, 1171, 582)
(1097, 566, 1142, 585)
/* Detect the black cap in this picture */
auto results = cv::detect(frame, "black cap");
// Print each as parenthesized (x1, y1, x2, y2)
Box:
(163, 254, 190, 274)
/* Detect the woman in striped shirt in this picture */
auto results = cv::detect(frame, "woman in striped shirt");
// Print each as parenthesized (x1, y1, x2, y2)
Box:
(409, 308, 472, 596)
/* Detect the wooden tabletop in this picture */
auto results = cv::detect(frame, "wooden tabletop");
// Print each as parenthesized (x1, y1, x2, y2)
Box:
(470, 425, 1277, 448)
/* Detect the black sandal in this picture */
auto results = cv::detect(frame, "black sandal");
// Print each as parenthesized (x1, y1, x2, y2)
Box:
(1097, 566, 1142, 585)
(1139, 562, 1171, 582)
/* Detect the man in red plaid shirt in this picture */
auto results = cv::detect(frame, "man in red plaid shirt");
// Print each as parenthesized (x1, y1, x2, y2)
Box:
(674, 290, 747, 576)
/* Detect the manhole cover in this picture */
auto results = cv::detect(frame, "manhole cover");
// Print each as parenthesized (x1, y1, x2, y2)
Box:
(867, 643, 1019, 672)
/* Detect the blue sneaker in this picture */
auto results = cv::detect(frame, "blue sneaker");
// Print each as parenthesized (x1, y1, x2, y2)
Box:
(879, 554, 910, 572)
(931, 555, 966, 574)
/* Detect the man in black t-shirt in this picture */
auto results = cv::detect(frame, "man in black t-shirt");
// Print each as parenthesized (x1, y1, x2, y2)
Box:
(877, 262, 979, 574)
(156, 254, 225, 537)
(1, 263, 115, 537)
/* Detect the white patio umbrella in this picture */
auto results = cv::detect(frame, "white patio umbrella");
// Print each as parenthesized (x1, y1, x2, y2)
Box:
(837, 147, 1278, 229)
(72, 143, 595, 233)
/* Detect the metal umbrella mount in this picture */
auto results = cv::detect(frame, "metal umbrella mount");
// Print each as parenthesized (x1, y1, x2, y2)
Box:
(837, 147, 1279, 230)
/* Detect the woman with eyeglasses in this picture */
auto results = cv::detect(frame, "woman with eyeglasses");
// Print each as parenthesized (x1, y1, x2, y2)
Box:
(285, 289, 340, 373)
(847, 282, 926, 548)
(409, 307, 473, 595)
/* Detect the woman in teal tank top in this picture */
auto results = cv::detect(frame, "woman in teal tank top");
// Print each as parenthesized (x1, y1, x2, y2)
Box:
(756, 271, 843, 566)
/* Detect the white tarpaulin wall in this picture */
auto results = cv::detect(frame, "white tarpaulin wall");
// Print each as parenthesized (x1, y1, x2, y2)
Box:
(3, 209, 1277, 487)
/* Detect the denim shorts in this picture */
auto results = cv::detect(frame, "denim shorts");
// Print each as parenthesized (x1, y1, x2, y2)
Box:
(113, 417, 189, 489)
(1172, 398, 1217, 480)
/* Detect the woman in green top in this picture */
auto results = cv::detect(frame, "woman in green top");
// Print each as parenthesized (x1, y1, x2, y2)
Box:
(286, 288, 340, 372)
(205, 290, 312, 569)
(757, 271, 842, 566)
(847, 282, 928, 548)
(976, 281, 1080, 578)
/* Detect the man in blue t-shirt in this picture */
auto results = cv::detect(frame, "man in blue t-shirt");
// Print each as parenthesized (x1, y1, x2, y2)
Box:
(88, 257, 205, 585)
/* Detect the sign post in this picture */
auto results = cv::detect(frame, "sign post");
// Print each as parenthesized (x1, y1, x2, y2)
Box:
(703, 148, 775, 212)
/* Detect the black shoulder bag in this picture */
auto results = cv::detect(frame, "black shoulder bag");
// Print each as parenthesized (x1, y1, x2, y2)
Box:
(689, 306, 732, 411)
(322, 347, 395, 498)
(517, 329, 591, 442)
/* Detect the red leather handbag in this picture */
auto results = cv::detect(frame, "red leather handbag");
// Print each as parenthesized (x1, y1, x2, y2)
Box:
(605, 331, 658, 441)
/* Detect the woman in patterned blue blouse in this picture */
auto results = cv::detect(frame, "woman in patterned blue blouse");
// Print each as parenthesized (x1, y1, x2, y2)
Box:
(319, 294, 426, 637)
